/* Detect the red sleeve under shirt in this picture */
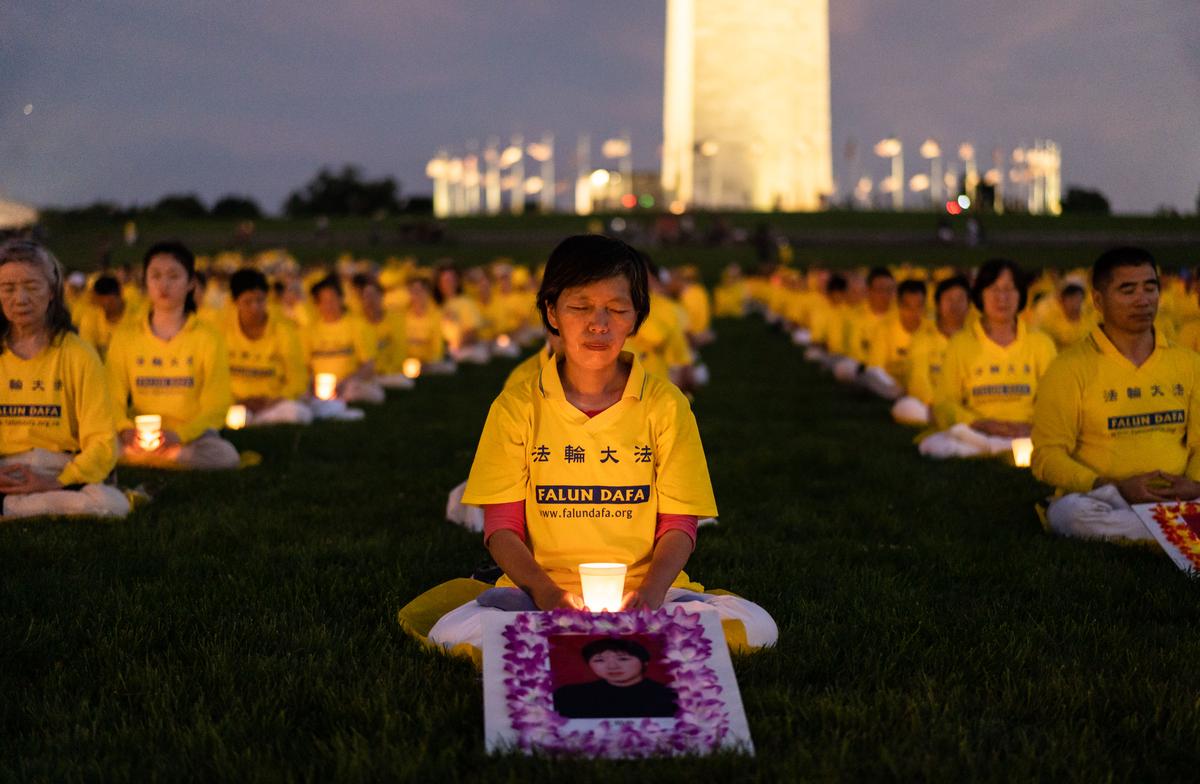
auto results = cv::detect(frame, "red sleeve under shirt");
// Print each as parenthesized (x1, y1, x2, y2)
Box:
(480, 406, 698, 548)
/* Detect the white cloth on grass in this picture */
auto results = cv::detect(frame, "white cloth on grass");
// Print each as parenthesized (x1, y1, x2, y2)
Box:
(918, 423, 1013, 459)
(1047, 483, 1155, 541)
(377, 373, 415, 390)
(0, 448, 129, 519)
(428, 586, 779, 650)
(249, 399, 314, 426)
(832, 356, 862, 383)
(445, 480, 484, 532)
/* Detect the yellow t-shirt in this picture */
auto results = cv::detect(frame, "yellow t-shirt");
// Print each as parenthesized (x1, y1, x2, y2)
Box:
(867, 315, 934, 384)
(105, 313, 233, 443)
(933, 320, 1058, 428)
(0, 333, 119, 485)
(461, 353, 717, 596)
(364, 309, 408, 375)
(503, 345, 552, 392)
(1177, 319, 1200, 354)
(906, 327, 954, 406)
(223, 316, 307, 401)
(1037, 302, 1093, 349)
(712, 281, 747, 318)
(77, 306, 139, 359)
(302, 313, 377, 379)
(679, 283, 712, 336)
(404, 304, 446, 363)
(846, 306, 893, 364)
(810, 300, 852, 355)
(1032, 325, 1200, 494)
(628, 293, 691, 377)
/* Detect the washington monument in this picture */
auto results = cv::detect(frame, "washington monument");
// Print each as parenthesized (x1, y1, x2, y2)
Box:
(661, 0, 833, 212)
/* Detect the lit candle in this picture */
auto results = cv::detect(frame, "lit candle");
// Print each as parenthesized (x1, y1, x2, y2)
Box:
(578, 562, 627, 612)
(314, 373, 337, 401)
(134, 414, 162, 451)
(402, 358, 422, 379)
(1011, 437, 1033, 468)
(225, 404, 247, 430)
(496, 334, 512, 349)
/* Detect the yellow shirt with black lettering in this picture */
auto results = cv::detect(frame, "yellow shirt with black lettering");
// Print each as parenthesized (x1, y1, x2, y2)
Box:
(302, 313, 376, 379)
(933, 320, 1058, 428)
(404, 304, 446, 363)
(906, 327, 954, 405)
(223, 316, 307, 401)
(462, 353, 717, 596)
(364, 309, 408, 375)
(77, 306, 140, 359)
(867, 315, 935, 384)
(1032, 325, 1200, 494)
(105, 314, 232, 443)
(0, 333, 118, 485)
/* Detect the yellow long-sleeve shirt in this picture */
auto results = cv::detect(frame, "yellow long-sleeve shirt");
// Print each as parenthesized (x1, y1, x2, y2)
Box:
(302, 313, 377, 380)
(223, 316, 307, 401)
(933, 320, 1058, 428)
(1032, 325, 1200, 494)
(867, 316, 935, 385)
(906, 327, 954, 406)
(105, 314, 232, 443)
(0, 333, 119, 485)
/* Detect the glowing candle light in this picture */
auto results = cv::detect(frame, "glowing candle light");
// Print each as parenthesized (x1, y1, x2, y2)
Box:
(134, 414, 162, 451)
(496, 334, 512, 349)
(1011, 437, 1033, 468)
(315, 373, 337, 401)
(225, 404, 247, 430)
(578, 563, 627, 612)
(402, 358, 422, 379)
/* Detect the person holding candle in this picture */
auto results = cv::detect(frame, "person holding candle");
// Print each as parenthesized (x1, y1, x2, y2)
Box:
(1032, 247, 1200, 541)
(105, 241, 240, 470)
(223, 268, 312, 426)
(423, 235, 778, 655)
(0, 239, 129, 518)
(403, 275, 452, 373)
(302, 274, 385, 404)
(919, 259, 1057, 459)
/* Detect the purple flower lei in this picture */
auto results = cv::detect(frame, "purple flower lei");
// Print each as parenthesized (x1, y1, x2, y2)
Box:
(501, 606, 730, 758)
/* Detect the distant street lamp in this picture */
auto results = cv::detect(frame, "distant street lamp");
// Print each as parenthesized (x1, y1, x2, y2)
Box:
(527, 134, 555, 213)
(874, 137, 903, 210)
(958, 142, 979, 206)
(919, 138, 942, 207)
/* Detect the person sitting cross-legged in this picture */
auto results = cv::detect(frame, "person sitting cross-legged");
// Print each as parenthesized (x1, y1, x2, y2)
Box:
(412, 235, 778, 661)
(861, 279, 934, 401)
(1033, 247, 1200, 541)
(920, 258, 1057, 458)
(891, 275, 971, 426)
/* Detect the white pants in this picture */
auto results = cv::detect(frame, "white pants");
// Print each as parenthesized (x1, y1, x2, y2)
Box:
(892, 396, 931, 426)
(121, 430, 240, 470)
(420, 359, 458, 376)
(1, 449, 129, 519)
(377, 374, 415, 390)
(248, 399, 314, 426)
(445, 480, 484, 532)
(861, 366, 902, 400)
(919, 423, 1013, 459)
(452, 343, 490, 365)
(1047, 484, 1154, 541)
(791, 328, 812, 347)
(341, 378, 386, 404)
(803, 346, 827, 363)
(309, 398, 365, 421)
(428, 587, 779, 650)
(832, 357, 862, 383)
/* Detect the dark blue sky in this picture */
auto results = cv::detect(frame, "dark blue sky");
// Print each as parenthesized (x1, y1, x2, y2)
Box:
(2, 1, 1197, 213)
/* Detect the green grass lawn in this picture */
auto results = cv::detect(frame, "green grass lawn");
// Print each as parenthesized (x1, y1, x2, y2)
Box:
(3, 317, 1199, 782)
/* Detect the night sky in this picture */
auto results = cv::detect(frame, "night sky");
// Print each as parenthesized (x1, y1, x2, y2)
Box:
(2, 1, 1197, 213)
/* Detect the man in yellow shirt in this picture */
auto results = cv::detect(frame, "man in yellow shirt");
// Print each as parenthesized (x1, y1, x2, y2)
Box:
(224, 268, 312, 426)
(303, 274, 384, 406)
(804, 274, 850, 364)
(835, 267, 895, 382)
(862, 279, 933, 400)
(1033, 247, 1200, 541)
(892, 276, 971, 425)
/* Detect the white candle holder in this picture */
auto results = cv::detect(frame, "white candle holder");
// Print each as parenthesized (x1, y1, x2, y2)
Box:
(578, 562, 627, 612)
(134, 414, 162, 451)
(1011, 437, 1033, 468)
(314, 373, 338, 401)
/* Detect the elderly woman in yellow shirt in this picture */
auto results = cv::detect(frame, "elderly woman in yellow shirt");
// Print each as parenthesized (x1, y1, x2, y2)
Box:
(920, 258, 1057, 459)
(0, 240, 128, 518)
(420, 235, 777, 658)
(106, 242, 240, 470)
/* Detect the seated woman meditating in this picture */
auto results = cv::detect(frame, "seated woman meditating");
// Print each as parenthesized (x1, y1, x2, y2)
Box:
(920, 258, 1057, 459)
(0, 240, 129, 518)
(106, 241, 240, 470)
(424, 235, 778, 654)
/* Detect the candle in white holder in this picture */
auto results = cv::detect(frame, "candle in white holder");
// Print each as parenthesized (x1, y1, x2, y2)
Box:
(134, 414, 162, 450)
(1011, 437, 1033, 468)
(225, 404, 247, 430)
(578, 562, 627, 612)
(314, 373, 337, 401)
(402, 358, 422, 379)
